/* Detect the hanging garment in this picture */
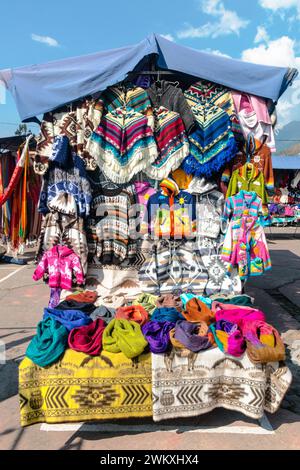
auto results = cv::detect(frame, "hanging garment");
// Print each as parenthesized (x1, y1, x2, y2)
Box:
(36, 207, 88, 275)
(147, 80, 195, 133)
(87, 107, 158, 184)
(48, 288, 62, 309)
(226, 164, 268, 204)
(182, 103, 237, 178)
(138, 239, 208, 295)
(142, 178, 196, 239)
(202, 254, 242, 297)
(194, 191, 224, 239)
(35, 97, 102, 174)
(38, 153, 92, 218)
(144, 107, 189, 180)
(184, 80, 236, 118)
(221, 137, 274, 194)
(99, 83, 153, 116)
(33, 245, 85, 289)
(232, 92, 276, 153)
(134, 181, 156, 233)
(87, 184, 137, 265)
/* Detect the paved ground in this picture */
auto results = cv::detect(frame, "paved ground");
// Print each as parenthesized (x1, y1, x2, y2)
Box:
(0, 235, 300, 450)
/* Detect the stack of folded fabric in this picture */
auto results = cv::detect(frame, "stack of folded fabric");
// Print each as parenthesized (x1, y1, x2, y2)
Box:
(66, 290, 98, 304)
(90, 305, 115, 323)
(215, 307, 265, 330)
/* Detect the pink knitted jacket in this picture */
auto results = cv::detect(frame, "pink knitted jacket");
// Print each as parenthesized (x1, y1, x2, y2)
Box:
(33, 245, 84, 289)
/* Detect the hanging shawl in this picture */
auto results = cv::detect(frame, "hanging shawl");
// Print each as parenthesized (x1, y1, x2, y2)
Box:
(174, 320, 214, 352)
(68, 318, 106, 356)
(209, 320, 246, 357)
(102, 319, 148, 358)
(43, 307, 92, 331)
(87, 107, 158, 184)
(141, 321, 175, 353)
(115, 305, 149, 326)
(243, 320, 285, 364)
(26, 316, 68, 367)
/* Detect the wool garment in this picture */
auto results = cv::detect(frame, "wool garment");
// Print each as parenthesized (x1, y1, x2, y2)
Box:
(141, 321, 176, 354)
(212, 294, 254, 307)
(144, 107, 189, 180)
(99, 83, 152, 116)
(132, 293, 158, 315)
(212, 302, 257, 314)
(243, 320, 285, 364)
(43, 307, 92, 332)
(56, 300, 97, 315)
(187, 175, 218, 195)
(68, 318, 106, 356)
(184, 80, 236, 118)
(183, 298, 215, 324)
(171, 168, 193, 190)
(26, 317, 68, 367)
(174, 320, 214, 353)
(87, 107, 158, 184)
(180, 293, 212, 309)
(115, 305, 149, 326)
(66, 290, 98, 304)
(102, 319, 148, 359)
(156, 294, 182, 311)
(48, 288, 61, 309)
(215, 308, 265, 331)
(226, 164, 268, 204)
(90, 306, 116, 323)
(134, 181, 156, 232)
(169, 328, 186, 349)
(151, 307, 184, 323)
(209, 320, 246, 357)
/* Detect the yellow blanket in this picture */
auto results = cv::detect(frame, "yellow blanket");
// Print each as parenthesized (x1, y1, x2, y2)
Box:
(19, 349, 152, 427)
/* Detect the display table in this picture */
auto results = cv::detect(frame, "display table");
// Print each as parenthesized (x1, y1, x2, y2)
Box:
(19, 348, 292, 426)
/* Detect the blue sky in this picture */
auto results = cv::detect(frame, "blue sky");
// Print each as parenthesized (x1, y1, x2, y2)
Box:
(1, 0, 300, 136)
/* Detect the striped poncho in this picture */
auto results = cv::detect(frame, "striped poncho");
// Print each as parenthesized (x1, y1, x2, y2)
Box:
(87, 107, 158, 184)
(144, 107, 189, 180)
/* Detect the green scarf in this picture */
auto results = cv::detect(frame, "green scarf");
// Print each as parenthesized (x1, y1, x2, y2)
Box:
(26, 317, 68, 367)
(102, 319, 148, 359)
(133, 293, 158, 315)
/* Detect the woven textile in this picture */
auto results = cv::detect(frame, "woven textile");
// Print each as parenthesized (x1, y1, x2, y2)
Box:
(152, 348, 292, 421)
(184, 80, 235, 117)
(87, 107, 158, 184)
(19, 349, 152, 426)
(144, 107, 189, 180)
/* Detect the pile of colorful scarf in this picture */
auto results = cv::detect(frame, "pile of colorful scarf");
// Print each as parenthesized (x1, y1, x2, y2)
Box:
(43, 308, 92, 332)
(209, 320, 246, 357)
(215, 307, 265, 330)
(174, 321, 214, 352)
(68, 318, 106, 356)
(141, 321, 175, 353)
(115, 305, 149, 326)
(26, 317, 68, 367)
(243, 320, 285, 364)
(151, 307, 184, 323)
(183, 298, 215, 324)
(180, 293, 212, 309)
(102, 319, 148, 359)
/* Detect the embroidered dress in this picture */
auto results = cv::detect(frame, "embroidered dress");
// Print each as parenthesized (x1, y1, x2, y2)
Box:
(144, 107, 189, 180)
(87, 107, 158, 184)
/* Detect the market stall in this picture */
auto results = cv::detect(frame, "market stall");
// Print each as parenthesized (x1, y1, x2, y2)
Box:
(0, 33, 297, 426)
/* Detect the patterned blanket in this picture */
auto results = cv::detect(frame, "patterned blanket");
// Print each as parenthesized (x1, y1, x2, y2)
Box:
(152, 348, 292, 422)
(19, 349, 152, 427)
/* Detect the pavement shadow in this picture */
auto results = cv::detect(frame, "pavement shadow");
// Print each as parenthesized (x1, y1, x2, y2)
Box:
(0, 360, 19, 402)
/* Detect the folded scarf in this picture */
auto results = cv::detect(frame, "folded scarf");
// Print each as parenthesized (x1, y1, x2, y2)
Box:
(180, 293, 212, 309)
(56, 300, 97, 315)
(209, 320, 246, 357)
(243, 320, 285, 364)
(212, 302, 258, 314)
(183, 298, 215, 324)
(169, 328, 186, 349)
(26, 317, 68, 367)
(68, 318, 106, 356)
(102, 319, 148, 359)
(66, 290, 98, 304)
(156, 294, 183, 311)
(212, 295, 254, 307)
(90, 306, 115, 323)
(151, 307, 184, 323)
(141, 321, 176, 353)
(132, 293, 158, 315)
(215, 308, 265, 330)
(174, 320, 213, 352)
(43, 308, 92, 332)
(115, 305, 149, 326)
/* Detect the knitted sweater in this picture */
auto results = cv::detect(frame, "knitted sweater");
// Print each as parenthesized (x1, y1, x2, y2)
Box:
(226, 164, 268, 205)
(134, 181, 156, 232)
(87, 184, 137, 265)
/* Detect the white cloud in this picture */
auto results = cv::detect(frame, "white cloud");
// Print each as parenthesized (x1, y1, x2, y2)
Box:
(254, 26, 270, 44)
(242, 35, 300, 68)
(31, 33, 59, 47)
(259, 0, 300, 19)
(177, 0, 249, 39)
(203, 48, 231, 58)
(160, 34, 175, 42)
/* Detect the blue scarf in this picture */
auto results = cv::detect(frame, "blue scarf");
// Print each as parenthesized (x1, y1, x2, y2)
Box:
(43, 307, 92, 332)
(151, 307, 184, 323)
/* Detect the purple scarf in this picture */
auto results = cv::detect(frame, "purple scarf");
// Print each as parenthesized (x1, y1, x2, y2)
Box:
(141, 321, 175, 354)
(174, 320, 212, 352)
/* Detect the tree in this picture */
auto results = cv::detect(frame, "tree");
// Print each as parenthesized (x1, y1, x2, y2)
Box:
(15, 123, 31, 136)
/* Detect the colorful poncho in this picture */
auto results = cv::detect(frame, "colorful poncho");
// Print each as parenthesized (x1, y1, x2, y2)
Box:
(87, 107, 158, 183)
(144, 107, 189, 180)
(182, 103, 237, 178)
